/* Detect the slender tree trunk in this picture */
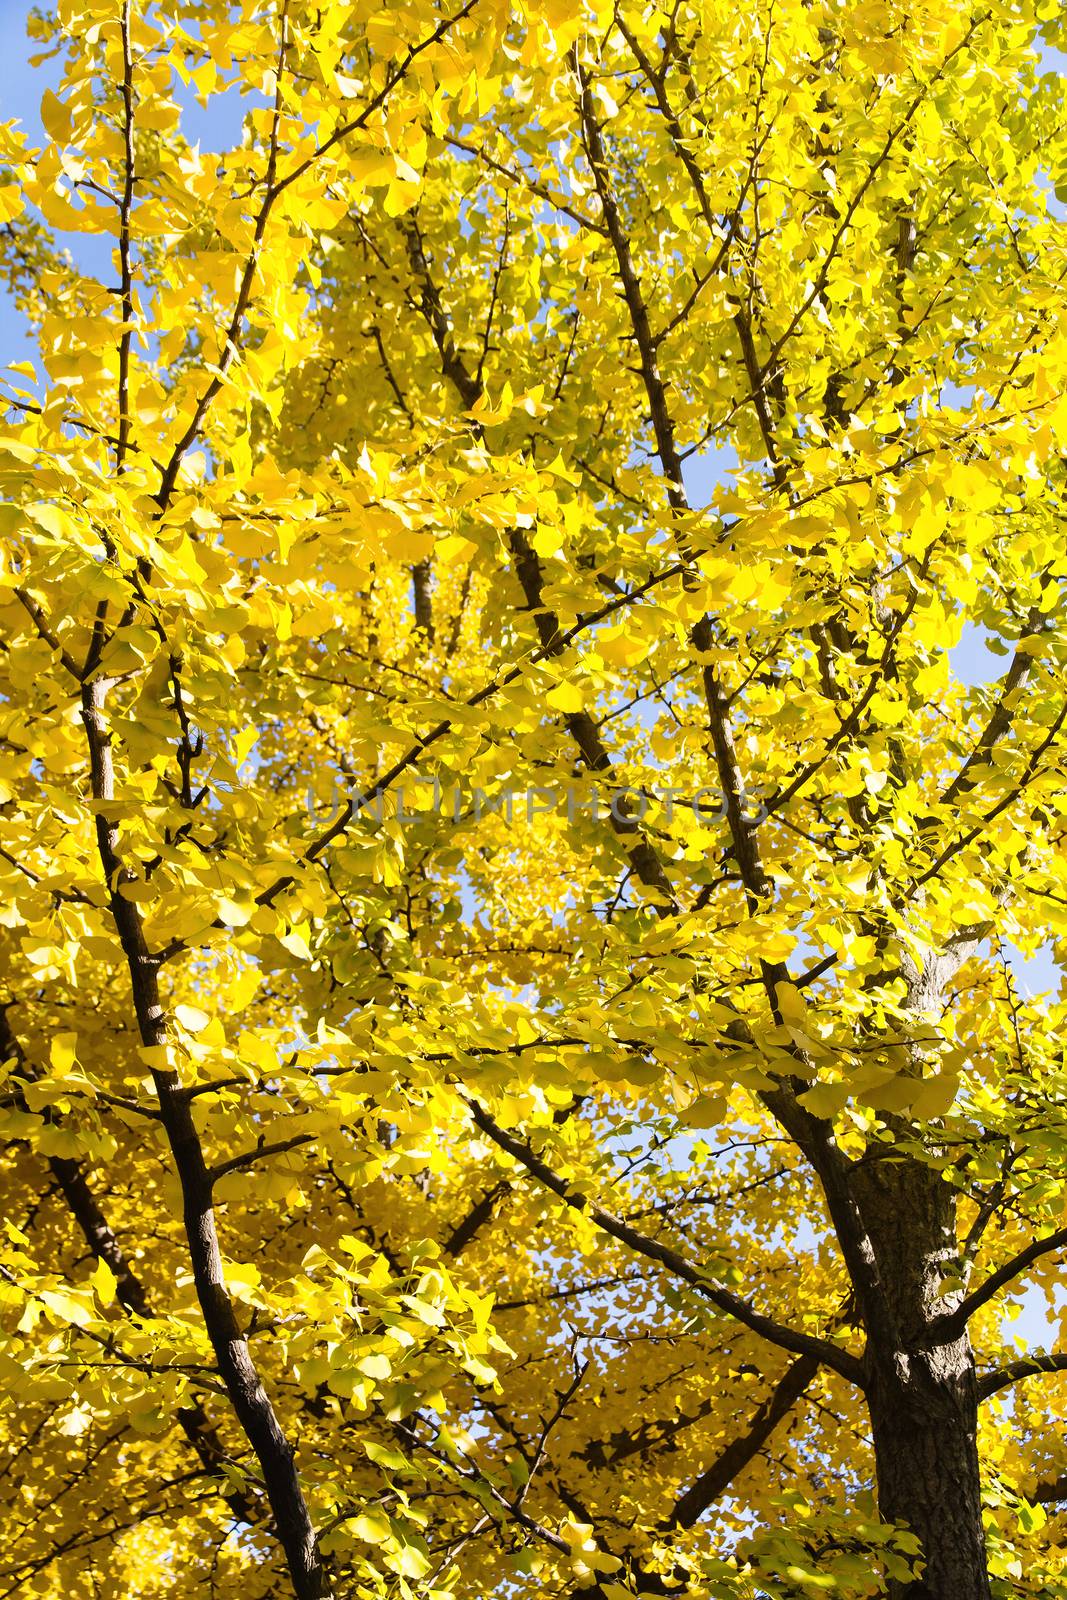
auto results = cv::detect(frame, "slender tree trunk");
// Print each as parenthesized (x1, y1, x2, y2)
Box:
(81, 680, 327, 1600)
(857, 1158, 991, 1600)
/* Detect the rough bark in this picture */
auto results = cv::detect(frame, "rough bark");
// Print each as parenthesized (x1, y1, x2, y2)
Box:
(411, 558, 434, 639)
(857, 1157, 990, 1600)
(867, 1361, 988, 1600)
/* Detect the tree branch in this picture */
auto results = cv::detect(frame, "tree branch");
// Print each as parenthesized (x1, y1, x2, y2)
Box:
(442, 1178, 511, 1259)
(977, 1351, 1067, 1402)
(668, 1351, 820, 1526)
(461, 1094, 864, 1386)
(1032, 1472, 1067, 1505)
(938, 610, 1043, 807)
(934, 1227, 1067, 1344)
(78, 669, 325, 1596)
(209, 1134, 316, 1187)
(400, 218, 680, 909)
(0, 1007, 259, 1527)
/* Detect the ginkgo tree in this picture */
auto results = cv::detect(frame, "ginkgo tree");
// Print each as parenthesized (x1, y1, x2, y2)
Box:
(0, 0, 1066, 1596)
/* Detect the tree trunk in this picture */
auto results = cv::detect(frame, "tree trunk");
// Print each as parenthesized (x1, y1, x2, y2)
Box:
(867, 1351, 988, 1599)
(81, 680, 328, 1600)
(856, 1157, 991, 1600)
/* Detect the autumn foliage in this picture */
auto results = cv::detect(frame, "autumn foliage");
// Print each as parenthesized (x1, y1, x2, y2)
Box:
(1, 1, 1067, 1597)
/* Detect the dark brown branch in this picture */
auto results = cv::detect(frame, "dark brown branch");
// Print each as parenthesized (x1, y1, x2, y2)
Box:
(462, 1094, 864, 1385)
(411, 559, 434, 640)
(668, 1351, 819, 1526)
(79, 670, 326, 1597)
(938, 612, 1043, 806)
(209, 1135, 316, 1187)
(762, 574, 927, 819)
(912, 699, 1067, 892)
(977, 1352, 1067, 1402)
(1032, 1472, 1067, 1505)
(443, 132, 607, 235)
(442, 1178, 511, 1258)
(272, 1, 481, 203)
(0, 1007, 259, 1528)
(573, 45, 900, 1363)
(115, 0, 135, 473)
(12, 588, 82, 678)
(937, 1227, 1067, 1344)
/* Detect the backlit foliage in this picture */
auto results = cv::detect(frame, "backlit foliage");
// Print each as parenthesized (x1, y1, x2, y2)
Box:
(0, 1, 1066, 1597)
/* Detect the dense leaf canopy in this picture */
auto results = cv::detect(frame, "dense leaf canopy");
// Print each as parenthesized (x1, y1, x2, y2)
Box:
(0, 1, 1066, 1597)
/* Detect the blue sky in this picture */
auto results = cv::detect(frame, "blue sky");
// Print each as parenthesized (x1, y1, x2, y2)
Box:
(0, 0, 49, 367)
(0, 0, 250, 360)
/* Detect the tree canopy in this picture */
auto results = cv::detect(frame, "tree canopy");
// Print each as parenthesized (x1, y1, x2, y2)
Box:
(1, 1, 1066, 1597)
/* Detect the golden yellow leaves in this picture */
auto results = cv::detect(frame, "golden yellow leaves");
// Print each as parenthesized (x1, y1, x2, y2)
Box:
(591, 626, 650, 668)
(347, 147, 424, 218)
(544, 680, 584, 714)
(39, 88, 73, 146)
(1, 5, 1067, 1594)
(520, 0, 615, 62)
(797, 1068, 961, 1126)
(469, 379, 548, 426)
(49, 1033, 78, 1077)
(0, 116, 28, 226)
(0, 179, 24, 227)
